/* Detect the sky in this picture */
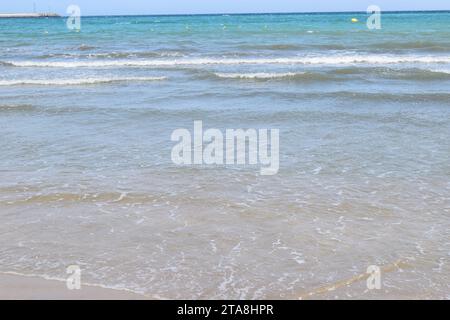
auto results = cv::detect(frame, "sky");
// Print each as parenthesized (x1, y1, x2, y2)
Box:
(1, 0, 449, 16)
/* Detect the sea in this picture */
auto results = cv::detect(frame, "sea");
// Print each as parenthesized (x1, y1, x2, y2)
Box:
(0, 12, 449, 299)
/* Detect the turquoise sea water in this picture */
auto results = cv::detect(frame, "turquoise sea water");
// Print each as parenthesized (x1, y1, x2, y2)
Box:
(0, 12, 449, 299)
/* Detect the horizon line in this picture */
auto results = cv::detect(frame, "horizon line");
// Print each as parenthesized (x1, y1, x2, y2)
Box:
(73, 9, 450, 17)
(2, 9, 449, 18)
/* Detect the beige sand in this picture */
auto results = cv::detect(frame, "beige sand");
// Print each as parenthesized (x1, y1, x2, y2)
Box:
(0, 273, 149, 300)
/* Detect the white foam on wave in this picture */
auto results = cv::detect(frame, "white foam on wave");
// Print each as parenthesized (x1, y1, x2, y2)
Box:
(6, 55, 450, 68)
(214, 72, 303, 79)
(0, 76, 166, 86)
(428, 68, 450, 74)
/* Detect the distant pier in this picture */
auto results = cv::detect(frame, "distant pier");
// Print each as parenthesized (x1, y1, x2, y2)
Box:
(0, 13, 60, 18)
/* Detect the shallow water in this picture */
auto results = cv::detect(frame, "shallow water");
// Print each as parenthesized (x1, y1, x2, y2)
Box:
(0, 12, 449, 299)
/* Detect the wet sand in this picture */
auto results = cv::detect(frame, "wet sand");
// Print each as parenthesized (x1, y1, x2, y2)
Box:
(0, 273, 148, 300)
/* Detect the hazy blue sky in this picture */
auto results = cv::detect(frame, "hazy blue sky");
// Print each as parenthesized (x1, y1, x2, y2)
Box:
(1, 0, 449, 16)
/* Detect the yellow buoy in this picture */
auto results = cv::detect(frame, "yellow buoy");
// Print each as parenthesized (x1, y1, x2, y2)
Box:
(351, 18, 359, 23)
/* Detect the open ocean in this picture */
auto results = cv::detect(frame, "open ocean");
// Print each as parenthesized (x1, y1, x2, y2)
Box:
(0, 12, 449, 299)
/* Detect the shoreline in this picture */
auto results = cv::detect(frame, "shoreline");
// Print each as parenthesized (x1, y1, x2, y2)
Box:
(0, 273, 150, 300)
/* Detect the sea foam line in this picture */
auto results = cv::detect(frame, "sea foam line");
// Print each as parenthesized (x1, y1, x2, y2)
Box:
(4, 55, 450, 68)
(0, 77, 166, 86)
(214, 72, 303, 79)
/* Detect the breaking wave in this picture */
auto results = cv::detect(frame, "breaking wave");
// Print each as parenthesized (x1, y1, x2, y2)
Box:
(0, 76, 167, 86)
(213, 72, 304, 79)
(5, 55, 450, 68)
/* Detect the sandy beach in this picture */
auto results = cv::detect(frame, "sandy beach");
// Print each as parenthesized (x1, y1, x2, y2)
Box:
(0, 273, 148, 300)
